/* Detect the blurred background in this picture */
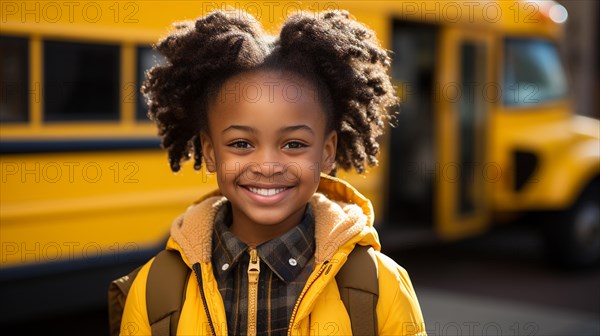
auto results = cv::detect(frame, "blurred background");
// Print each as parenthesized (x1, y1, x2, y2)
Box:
(1, 1, 598, 335)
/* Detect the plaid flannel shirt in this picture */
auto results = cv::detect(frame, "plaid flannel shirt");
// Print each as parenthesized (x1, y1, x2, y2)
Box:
(211, 201, 316, 336)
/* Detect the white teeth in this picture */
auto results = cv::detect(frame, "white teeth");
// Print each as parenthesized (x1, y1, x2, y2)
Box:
(248, 187, 287, 196)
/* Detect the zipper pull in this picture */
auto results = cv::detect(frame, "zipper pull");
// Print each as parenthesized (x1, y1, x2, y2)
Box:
(247, 247, 260, 336)
(248, 247, 260, 283)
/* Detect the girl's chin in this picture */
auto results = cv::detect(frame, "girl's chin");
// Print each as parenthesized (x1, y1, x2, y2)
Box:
(239, 206, 307, 228)
(245, 213, 291, 226)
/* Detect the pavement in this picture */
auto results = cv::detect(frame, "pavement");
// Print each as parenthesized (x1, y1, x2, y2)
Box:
(418, 286, 600, 336)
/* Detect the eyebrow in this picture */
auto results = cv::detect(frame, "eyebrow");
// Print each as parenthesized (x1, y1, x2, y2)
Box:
(221, 125, 255, 135)
(280, 125, 314, 135)
(221, 124, 314, 135)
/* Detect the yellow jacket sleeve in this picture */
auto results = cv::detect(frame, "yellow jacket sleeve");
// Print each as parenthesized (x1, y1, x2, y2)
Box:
(119, 258, 154, 336)
(376, 252, 427, 336)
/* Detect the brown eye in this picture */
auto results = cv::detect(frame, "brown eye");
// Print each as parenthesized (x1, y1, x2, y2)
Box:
(228, 141, 252, 149)
(283, 141, 307, 149)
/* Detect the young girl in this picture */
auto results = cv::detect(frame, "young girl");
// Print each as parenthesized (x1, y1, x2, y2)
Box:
(121, 8, 426, 336)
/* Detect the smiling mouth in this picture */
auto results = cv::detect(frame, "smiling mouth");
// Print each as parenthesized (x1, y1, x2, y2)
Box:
(243, 186, 291, 196)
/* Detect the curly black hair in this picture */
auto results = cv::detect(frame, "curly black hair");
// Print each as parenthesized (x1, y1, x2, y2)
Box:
(142, 9, 398, 173)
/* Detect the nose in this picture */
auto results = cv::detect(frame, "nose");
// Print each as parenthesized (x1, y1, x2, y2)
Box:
(248, 147, 284, 177)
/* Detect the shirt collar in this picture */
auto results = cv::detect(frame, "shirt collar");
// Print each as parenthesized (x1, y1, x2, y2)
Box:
(212, 201, 246, 271)
(211, 201, 315, 283)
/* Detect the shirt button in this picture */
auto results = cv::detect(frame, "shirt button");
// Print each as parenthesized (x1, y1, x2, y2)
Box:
(288, 258, 297, 266)
(221, 263, 230, 271)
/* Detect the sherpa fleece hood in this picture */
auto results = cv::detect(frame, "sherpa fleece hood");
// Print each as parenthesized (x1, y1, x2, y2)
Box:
(167, 173, 381, 268)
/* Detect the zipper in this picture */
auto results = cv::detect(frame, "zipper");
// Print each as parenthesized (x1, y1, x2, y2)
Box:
(247, 247, 261, 336)
(192, 263, 217, 336)
(287, 261, 329, 336)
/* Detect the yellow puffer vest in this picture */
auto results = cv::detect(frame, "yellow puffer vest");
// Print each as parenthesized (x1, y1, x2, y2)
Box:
(120, 174, 427, 335)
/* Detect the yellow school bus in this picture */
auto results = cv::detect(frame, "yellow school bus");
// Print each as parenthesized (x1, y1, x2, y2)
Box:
(1, 0, 598, 320)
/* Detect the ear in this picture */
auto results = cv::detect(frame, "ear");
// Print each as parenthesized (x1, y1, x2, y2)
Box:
(321, 130, 337, 173)
(200, 132, 217, 173)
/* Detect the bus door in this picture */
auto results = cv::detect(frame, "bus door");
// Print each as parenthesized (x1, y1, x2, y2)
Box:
(387, 20, 439, 235)
(435, 27, 494, 239)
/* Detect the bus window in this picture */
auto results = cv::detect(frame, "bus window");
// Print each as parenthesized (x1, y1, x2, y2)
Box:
(0, 36, 29, 123)
(503, 38, 568, 106)
(136, 46, 166, 121)
(43, 40, 120, 121)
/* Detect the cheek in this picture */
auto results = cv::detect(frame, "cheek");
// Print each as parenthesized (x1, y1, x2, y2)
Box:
(213, 152, 244, 182)
(281, 162, 309, 181)
(283, 151, 324, 183)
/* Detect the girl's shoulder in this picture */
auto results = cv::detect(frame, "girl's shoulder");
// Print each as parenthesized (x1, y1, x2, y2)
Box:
(372, 249, 427, 335)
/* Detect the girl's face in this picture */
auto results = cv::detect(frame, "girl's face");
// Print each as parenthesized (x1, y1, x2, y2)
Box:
(201, 70, 337, 232)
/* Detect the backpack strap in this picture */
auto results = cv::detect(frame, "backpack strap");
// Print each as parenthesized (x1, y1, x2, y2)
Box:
(146, 249, 192, 336)
(336, 244, 379, 336)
